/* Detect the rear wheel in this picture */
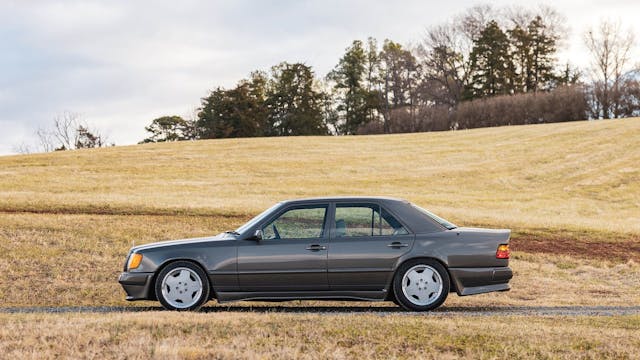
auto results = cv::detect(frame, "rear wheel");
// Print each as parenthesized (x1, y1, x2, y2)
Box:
(393, 259, 449, 311)
(155, 261, 210, 311)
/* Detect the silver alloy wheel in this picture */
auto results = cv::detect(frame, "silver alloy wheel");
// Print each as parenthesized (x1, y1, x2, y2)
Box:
(160, 267, 203, 309)
(401, 264, 443, 306)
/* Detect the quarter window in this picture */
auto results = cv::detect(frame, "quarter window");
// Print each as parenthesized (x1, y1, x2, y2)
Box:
(335, 204, 408, 237)
(262, 206, 327, 240)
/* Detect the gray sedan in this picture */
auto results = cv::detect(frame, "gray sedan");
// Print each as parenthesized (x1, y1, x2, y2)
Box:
(119, 197, 512, 311)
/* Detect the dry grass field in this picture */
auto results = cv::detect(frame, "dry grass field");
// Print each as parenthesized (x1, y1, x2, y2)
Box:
(1, 118, 638, 235)
(1, 119, 639, 358)
(1, 312, 639, 359)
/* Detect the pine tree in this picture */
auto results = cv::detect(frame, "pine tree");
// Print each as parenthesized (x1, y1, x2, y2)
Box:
(508, 16, 558, 93)
(467, 21, 515, 99)
(197, 72, 267, 139)
(527, 16, 557, 92)
(141, 116, 194, 143)
(327, 40, 372, 135)
(266, 62, 328, 136)
(508, 24, 531, 93)
(379, 40, 419, 132)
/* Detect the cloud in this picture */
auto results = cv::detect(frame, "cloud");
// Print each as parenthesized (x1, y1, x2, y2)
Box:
(1, 0, 639, 155)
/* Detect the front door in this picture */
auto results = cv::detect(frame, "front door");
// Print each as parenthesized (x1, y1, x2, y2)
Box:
(237, 204, 329, 291)
(328, 203, 414, 290)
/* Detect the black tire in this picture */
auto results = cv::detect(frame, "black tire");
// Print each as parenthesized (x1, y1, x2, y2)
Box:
(393, 259, 450, 311)
(155, 261, 210, 311)
(387, 292, 401, 306)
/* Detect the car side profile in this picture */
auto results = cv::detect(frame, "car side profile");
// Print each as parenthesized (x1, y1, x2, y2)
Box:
(119, 197, 512, 311)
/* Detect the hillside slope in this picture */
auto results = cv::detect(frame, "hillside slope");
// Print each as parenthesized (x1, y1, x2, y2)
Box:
(1, 118, 638, 235)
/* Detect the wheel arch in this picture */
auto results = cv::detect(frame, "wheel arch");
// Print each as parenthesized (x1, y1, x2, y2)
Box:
(150, 258, 214, 300)
(385, 256, 457, 301)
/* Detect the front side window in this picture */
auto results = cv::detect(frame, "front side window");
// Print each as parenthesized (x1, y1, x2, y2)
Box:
(335, 204, 408, 237)
(262, 206, 327, 240)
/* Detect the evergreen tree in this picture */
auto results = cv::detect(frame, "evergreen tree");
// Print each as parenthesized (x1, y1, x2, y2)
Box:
(509, 16, 558, 93)
(379, 40, 419, 132)
(467, 20, 515, 98)
(197, 72, 267, 139)
(141, 116, 194, 143)
(364, 37, 383, 125)
(327, 40, 372, 134)
(508, 24, 531, 93)
(527, 16, 557, 92)
(265, 62, 328, 136)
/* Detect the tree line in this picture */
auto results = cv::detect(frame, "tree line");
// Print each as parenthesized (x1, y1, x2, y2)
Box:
(144, 5, 639, 143)
(16, 5, 638, 153)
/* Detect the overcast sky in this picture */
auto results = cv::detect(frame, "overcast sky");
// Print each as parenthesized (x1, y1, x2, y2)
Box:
(1, 0, 639, 155)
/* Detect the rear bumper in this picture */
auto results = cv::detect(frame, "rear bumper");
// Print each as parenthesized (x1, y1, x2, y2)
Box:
(448, 266, 513, 296)
(118, 272, 154, 301)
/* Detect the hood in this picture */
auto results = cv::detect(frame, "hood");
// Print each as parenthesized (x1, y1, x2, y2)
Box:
(131, 232, 234, 252)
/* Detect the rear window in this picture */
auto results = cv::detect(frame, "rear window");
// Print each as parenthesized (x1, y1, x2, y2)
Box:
(412, 205, 457, 230)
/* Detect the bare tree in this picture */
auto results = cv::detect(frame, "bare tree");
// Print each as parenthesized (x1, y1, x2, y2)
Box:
(457, 4, 496, 43)
(35, 127, 55, 152)
(12, 142, 33, 154)
(33, 111, 109, 152)
(51, 111, 82, 150)
(417, 22, 468, 107)
(417, 5, 566, 107)
(416, 6, 489, 107)
(183, 106, 201, 140)
(584, 20, 637, 118)
(504, 5, 567, 44)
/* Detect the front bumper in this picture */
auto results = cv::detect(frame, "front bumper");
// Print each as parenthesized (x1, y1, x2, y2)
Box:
(118, 272, 154, 301)
(448, 266, 513, 296)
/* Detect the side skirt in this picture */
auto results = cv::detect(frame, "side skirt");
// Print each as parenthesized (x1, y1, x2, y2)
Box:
(216, 290, 388, 303)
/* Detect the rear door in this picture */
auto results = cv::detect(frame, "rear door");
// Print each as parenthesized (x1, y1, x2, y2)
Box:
(328, 203, 415, 290)
(237, 204, 329, 291)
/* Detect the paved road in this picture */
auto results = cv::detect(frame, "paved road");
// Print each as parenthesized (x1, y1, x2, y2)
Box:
(2, 305, 640, 316)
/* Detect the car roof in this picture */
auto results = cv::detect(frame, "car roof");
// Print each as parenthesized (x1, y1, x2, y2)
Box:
(275, 196, 445, 234)
(279, 196, 410, 205)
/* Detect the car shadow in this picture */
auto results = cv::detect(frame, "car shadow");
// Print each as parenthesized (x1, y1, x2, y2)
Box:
(199, 305, 406, 313)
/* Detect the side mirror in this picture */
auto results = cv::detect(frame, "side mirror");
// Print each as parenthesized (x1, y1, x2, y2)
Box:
(251, 229, 263, 241)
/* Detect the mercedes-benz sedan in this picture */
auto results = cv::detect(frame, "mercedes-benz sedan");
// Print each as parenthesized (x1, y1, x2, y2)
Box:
(119, 197, 512, 311)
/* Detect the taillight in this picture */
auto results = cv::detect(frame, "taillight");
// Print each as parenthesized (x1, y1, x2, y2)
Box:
(496, 244, 510, 259)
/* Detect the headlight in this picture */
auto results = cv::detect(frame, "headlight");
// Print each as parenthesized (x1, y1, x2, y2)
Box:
(128, 253, 143, 270)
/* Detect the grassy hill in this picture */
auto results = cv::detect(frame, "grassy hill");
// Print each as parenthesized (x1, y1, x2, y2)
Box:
(1, 117, 638, 306)
(1, 119, 639, 358)
(1, 118, 638, 235)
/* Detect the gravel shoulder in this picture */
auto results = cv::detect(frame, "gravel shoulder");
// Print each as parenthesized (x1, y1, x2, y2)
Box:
(2, 305, 639, 316)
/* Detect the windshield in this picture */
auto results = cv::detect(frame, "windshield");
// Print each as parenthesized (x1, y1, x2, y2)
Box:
(412, 205, 457, 230)
(235, 203, 281, 234)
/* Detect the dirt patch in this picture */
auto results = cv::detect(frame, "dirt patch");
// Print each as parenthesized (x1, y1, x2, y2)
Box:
(511, 234, 640, 262)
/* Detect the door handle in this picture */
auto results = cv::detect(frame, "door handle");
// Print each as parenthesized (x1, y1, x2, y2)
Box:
(387, 242, 409, 248)
(306, 244, 327, 251)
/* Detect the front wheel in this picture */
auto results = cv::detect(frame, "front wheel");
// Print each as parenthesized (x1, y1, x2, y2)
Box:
(393, 259, 450, 311)
(155, 261, 210, 311)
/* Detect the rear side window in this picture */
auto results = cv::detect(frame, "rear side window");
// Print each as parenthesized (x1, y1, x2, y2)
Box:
(381, 207, 409, 235)
(335, 204, 408, 237)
